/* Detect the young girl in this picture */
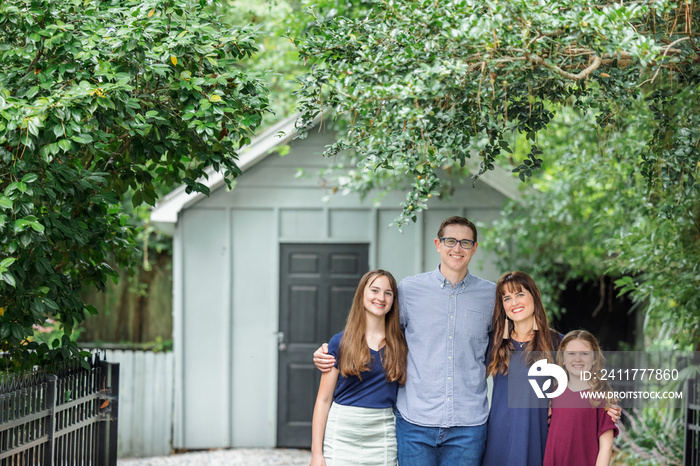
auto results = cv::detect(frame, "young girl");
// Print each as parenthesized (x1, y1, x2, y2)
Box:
(310, 269, 408, 466)
(482, 271, 562, 466)
(543, 330, 619, 466)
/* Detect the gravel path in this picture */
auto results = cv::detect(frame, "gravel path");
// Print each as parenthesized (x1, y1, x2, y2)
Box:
(118, 448, 311, 466)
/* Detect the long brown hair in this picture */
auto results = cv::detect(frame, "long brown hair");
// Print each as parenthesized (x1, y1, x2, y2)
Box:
(338, 270, 408, 384)
(557, 330, 615, 408)
(487, 271, 557, 376)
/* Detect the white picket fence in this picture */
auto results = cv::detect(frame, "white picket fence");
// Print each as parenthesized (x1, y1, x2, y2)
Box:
(99, 349, 174, 459)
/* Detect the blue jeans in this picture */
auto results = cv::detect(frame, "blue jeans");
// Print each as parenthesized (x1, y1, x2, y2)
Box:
(395, 410, 487, 466)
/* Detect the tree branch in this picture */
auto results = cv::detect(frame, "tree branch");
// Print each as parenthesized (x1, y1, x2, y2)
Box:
(525, 52, 602, 80)
(16, 46, 44, 88)
(650, 37, 691, 83)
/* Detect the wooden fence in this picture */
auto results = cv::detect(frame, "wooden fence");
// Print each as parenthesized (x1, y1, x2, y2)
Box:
(0, 355, 118, 465)
(99, 349, 174, 459)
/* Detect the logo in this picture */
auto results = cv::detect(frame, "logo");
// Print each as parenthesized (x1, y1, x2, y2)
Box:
(528, 359, 568, 399)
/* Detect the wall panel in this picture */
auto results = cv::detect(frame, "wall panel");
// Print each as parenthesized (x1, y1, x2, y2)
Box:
(181, 208, 231, 448)
(280, 209, 325, 239)
(376, 210, 417, 283)
(329, 210, 371, 240)
(231, 209, 277, 446)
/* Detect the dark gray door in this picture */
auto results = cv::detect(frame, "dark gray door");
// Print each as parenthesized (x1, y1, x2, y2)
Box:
(277, 243, 369, 448)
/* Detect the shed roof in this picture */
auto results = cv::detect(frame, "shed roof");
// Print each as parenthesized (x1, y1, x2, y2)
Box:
(150, 114, 526, 224)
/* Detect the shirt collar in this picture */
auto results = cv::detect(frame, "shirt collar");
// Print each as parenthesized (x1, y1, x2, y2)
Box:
(431, 265, 471, 289)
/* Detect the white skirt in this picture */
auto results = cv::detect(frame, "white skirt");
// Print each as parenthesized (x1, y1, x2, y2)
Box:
(323, 402, 397, 466)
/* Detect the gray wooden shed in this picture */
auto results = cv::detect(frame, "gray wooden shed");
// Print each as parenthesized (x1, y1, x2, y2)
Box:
(150, 115, 521, 450)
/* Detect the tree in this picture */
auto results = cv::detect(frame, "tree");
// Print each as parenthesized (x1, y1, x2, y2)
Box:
(220, 0, 367, 126)
(220, 0, 310, 126)
(296, 0, 696, 223)
(295, 0, 699, 346)
(0, 0, 270, 368)
(486, 104, 699, 349)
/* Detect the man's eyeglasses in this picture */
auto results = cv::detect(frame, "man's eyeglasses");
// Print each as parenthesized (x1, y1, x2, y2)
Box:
(439, 237, 475, 250)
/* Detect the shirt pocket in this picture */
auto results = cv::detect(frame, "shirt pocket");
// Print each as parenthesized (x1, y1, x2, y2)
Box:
(463, 310, 491, 340)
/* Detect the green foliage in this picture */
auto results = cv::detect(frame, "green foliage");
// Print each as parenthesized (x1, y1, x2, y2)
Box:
(30, 317, 82, 348)
(221, 0, 368, 127)
(615, 407, 685, 465)
(485, 92, 699, 348)
(0, 0, 270, 368)
(295, 0, 699, 347)
(221, 0, 307, 126)
(296, 0, 691, 225)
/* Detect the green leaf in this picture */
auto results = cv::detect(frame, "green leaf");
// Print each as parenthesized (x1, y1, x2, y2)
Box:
(1, 273, 16, 287)
(58, 139, 72, 151)
(4, 182, 19, 195)
(0, 257, 16, 269)
(21, 173, 38, 183)
(13, 219, 30, 231)
(42, 298, 59, 311)
(71, 134, 93, 144)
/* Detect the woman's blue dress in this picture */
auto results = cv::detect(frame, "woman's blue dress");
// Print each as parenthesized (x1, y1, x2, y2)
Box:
(481, 334, 560, 466)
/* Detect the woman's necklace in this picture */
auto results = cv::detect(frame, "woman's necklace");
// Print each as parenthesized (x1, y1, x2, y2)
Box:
(512, 333, 529, 348)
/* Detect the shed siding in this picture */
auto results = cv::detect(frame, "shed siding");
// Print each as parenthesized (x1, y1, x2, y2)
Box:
(231, 209, 278, 447)
(280, 209, 326, 239)
(376, 209, 419, 279)
(329, 210, 372, 240)
(181, 208, 231, 448)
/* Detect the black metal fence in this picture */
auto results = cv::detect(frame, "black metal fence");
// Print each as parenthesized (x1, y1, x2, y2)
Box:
(0, 354, 119, 466)
(686, 371, 700, 466)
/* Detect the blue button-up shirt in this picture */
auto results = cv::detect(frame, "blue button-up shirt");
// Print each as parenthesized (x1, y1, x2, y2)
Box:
(396, 266, 496, 427)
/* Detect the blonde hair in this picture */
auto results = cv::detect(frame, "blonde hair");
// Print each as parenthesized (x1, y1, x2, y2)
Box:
(338, 270, 407, 384)
(558, 330, 616, 408)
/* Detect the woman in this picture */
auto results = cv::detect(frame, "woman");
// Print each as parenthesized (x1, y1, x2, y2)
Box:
(482, 271, 561, 466)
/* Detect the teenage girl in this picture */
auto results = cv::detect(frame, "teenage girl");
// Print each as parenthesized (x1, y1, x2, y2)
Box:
(543, 330, 619, 466)
(310, 269, 408, 466)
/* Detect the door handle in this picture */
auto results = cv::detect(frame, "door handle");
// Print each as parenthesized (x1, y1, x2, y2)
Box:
(277, 331, 287, 351)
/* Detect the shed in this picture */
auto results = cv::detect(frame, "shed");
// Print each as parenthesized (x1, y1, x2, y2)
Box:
(150, 114, 521, 450)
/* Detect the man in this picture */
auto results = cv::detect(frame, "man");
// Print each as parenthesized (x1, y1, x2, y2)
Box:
(314, 216, 495, 465)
